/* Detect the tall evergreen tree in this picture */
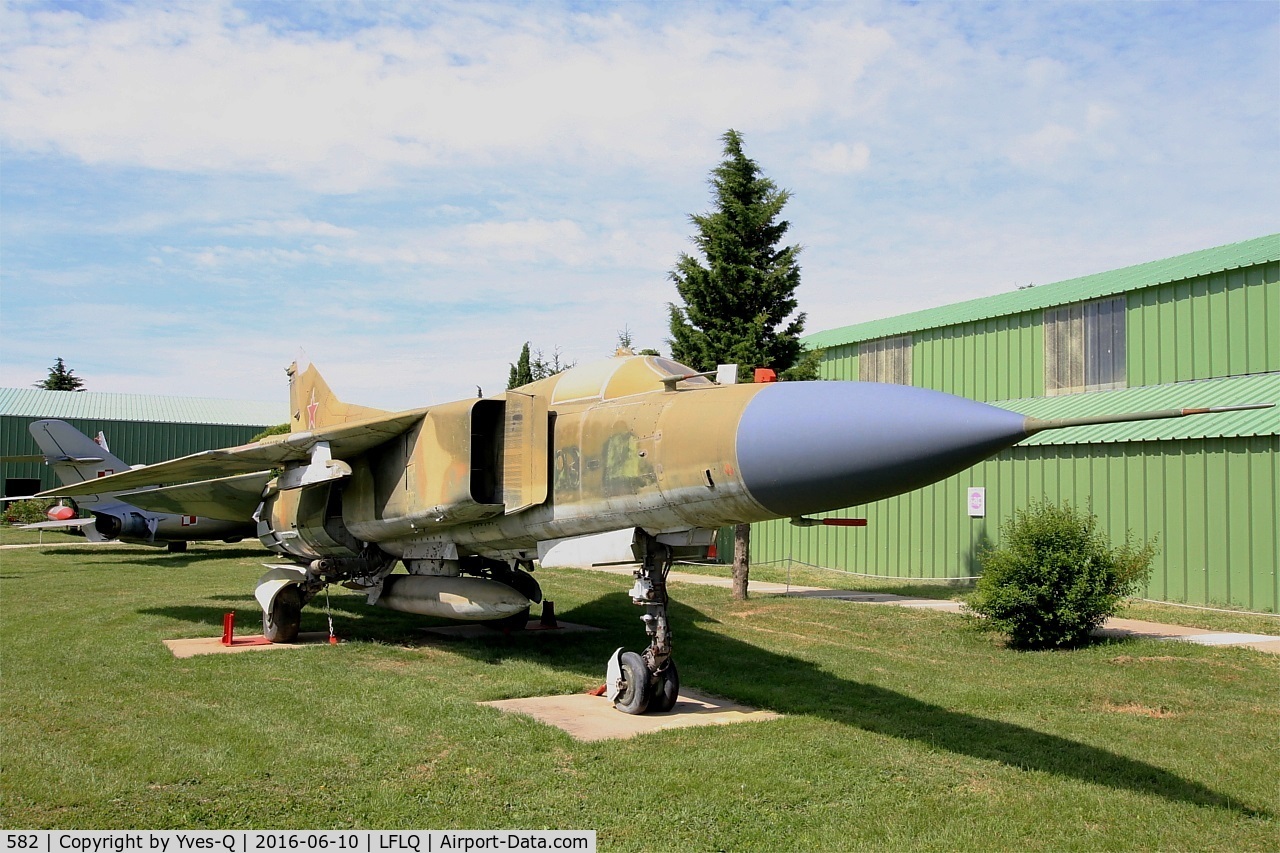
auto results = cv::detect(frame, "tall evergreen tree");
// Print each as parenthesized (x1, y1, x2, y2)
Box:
(668, 129, 808, 382)
(507, 342, 574, 390)
(508, 343, 535, 389)
(35, 357, 86, 391)
(668, 130, 813, 598)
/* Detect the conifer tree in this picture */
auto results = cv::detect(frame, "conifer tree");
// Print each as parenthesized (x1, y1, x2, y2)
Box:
(668, 129, 809, 382)
(35, 357, 86, 391)
(507, 342, 573, 390)
(508, 343, 534, 389)
(667, 129, 815, 599)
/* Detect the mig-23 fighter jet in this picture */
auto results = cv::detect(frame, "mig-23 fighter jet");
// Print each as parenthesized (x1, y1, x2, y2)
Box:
(37, 353, 1270, 714)
(8, 419, 257, 551)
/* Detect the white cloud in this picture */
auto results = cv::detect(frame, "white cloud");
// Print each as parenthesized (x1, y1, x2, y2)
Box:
(212, 218, 358, 238)
(0, 3, 895, 191)
(1, 2, 1276, 409)
(459, 219, 587, 263)
(811, 141, 871, 174)
(1006, 122, 1081, 169)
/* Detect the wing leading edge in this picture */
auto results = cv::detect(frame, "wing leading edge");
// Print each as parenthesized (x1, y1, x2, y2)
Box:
(36, 408, 428, 500)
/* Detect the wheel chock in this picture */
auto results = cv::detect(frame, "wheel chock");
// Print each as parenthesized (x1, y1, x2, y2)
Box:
(540, 600, 558, 628)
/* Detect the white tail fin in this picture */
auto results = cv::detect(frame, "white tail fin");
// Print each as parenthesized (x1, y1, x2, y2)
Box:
(28, 420, 131, 486)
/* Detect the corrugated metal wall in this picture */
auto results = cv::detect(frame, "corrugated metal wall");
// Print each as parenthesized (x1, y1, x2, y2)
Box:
(1, 417, 269, 493)
(819, 260, 1279, 401)
(914, 312, 1042, 401)
(1128, 262, 1280, 385)
(764, 257, 1280, 612)
(750, 436, 1279, 613)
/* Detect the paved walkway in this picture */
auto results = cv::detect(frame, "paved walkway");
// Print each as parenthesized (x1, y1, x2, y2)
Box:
(584, 565, 1280, 655)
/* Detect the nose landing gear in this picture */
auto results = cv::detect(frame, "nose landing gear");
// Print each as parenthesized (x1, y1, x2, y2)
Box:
(605, 534, 680, 715)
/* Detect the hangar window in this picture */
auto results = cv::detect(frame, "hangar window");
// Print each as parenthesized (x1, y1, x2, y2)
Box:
(859, 334, 912, 385)
(1044, 296, 1126, 395)
(4, 478, 41, 501)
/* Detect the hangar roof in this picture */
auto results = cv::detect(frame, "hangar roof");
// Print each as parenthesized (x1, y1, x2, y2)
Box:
(806, 233, 1280, 349)
(999, 372, 1280, 445)
(0, 387, 287, 427)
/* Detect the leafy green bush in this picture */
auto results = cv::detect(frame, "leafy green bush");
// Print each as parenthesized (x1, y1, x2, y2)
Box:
(250, 422, 291, 442)
(967, 500, 1157, 650)
(4, 498, 57, 525)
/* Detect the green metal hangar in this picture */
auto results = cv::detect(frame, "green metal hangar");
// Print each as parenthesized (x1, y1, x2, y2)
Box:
(751, 234, 1280, 613)
(0, 388, 286, 499)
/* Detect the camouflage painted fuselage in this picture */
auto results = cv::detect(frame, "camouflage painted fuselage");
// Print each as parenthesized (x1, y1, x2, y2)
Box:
(261, 354, 1031, 565)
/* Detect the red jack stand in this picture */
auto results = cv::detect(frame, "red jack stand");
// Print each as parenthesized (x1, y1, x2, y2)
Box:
(221, 611, 235, 646)
(539, 600, 559, 628)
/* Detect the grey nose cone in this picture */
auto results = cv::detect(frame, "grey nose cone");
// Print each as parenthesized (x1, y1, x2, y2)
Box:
(735, 382, 1030, 519)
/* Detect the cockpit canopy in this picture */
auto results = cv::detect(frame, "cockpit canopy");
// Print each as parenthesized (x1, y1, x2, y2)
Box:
(528, 355, 713, 404)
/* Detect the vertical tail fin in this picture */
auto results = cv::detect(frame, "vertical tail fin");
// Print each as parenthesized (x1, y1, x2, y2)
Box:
(286, 361, 389, 432)
(28, 420, 132, 486)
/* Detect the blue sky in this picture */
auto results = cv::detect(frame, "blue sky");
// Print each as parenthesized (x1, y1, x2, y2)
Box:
(2, 0, 1276, 409)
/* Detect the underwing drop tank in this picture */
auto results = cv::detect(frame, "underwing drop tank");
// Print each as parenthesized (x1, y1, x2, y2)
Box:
(370, 575, 532, 621)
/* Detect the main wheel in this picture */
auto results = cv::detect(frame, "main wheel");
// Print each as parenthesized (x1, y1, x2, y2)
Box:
(613, 651, 651, 715)
(480, 608, 531, 633)
(649, 659, 680, 713)
(475, 561, 540, 632)
(263, 585, 302, 643)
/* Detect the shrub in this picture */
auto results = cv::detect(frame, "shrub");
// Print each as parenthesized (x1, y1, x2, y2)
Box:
(4, 498, 57, 526)
(251, 422, 291, 442)
(966, 500, 1157, 650)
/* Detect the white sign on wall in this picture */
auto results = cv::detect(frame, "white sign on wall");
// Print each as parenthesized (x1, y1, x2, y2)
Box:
(967, 487, 986, 518)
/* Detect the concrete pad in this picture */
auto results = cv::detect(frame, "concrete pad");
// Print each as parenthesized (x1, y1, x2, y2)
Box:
(1179, 631, 1280, 646)
(1237, 638, 1280, 654)
(419, 620, 603, 639)
(1096, 617, 1213, 640)
(1092, 619, 1280, 653)
(164, 632, 333, 658)
(784, 589, 965, 611)
(481, 688, 782, 741)
(892, 599, 965, 611)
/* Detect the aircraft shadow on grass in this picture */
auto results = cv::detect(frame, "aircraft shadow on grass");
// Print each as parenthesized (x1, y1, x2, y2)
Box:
(27, 545, 269, 568)
(141, 589, 1267, 819)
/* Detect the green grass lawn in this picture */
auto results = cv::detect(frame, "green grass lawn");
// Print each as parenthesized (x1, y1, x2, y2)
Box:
(1, 543, 1276, 849)
(675, 558, 1280, 636)
(0, 523, 88, 546)
(675, 558, 975, 600)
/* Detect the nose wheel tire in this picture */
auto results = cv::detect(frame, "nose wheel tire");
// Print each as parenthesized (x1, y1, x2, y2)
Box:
(613, 651, 651, 715)
(649, 659, 680, 713)
(263, 585, 302, 643)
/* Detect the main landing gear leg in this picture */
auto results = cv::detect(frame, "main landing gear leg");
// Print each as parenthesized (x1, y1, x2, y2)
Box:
(607, 534, 680, 715)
